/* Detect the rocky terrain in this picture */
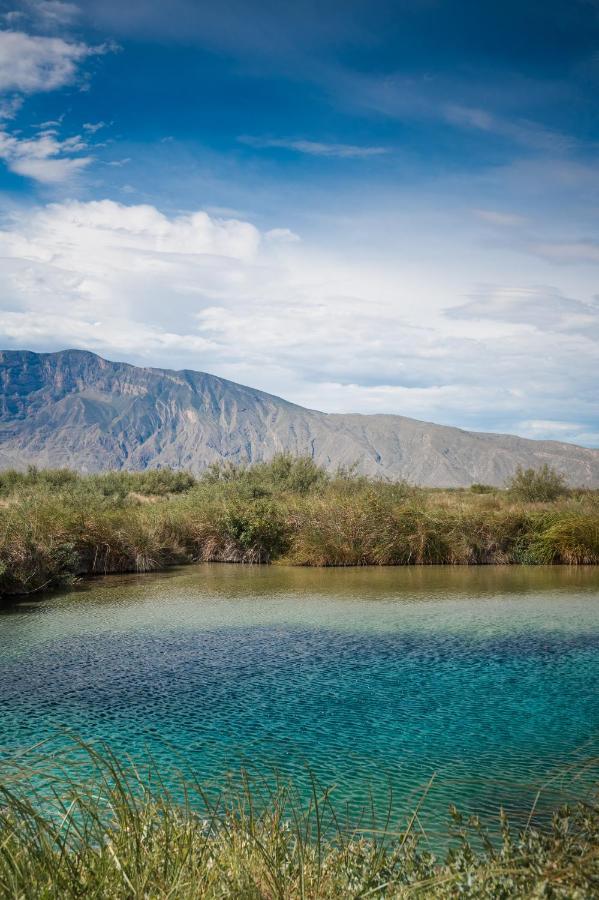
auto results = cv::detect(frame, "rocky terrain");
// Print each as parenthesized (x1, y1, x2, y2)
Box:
(1, 349, 598, 487)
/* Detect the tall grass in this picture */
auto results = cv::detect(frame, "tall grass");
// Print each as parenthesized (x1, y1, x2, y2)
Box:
(0, 457, 598, 597)
(0, 740, 597, 898)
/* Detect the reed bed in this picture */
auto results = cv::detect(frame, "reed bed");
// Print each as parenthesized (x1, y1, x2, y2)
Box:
(0, 458, 598, 597)
(0, 739, 597, 898)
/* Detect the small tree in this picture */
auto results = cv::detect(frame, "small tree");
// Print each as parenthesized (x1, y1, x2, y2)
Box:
(506, 464, 569, 502)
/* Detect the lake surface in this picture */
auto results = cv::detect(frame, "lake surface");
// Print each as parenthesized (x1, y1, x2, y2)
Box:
(1, 565, 598, 839)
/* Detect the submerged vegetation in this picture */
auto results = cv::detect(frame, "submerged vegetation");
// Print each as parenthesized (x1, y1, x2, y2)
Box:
(0, 457, 598, 596)
(0, 741, 597, 899)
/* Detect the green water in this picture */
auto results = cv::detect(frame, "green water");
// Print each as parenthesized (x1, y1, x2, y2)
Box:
(1, 565, 598, 837)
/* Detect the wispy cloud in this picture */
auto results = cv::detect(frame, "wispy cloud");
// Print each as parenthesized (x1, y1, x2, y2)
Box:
(447, 285, 599, 337)
(530, 241, 599, 264)
(473, 209, 527, 227)
(83, 121, 107, 134)
(443, 104, 574, 153)
(239, 135, 389, 158)
(0, 95, 23, 121)
(32, 1, 80, 27)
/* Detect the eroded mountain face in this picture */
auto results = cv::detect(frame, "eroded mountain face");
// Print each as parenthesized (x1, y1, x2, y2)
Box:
(1, 349, 598, 487)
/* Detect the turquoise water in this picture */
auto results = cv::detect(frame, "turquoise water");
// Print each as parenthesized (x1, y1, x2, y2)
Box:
(1, 565, 598, 837)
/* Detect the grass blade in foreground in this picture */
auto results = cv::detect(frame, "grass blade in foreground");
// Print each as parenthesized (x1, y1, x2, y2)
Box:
(0, 740, 597, 897)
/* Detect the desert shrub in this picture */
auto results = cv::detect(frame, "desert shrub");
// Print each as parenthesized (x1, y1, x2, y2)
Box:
(288, 489, 397, 565)
(506, 464, 569, 502)
(219, 498, 290, 561)
(90, 468, 196, 498)
(263, 453, 327, 494)
(201, 454, 327, 498)
(470, 483, 495, 494)
(0, 466, 80, 495)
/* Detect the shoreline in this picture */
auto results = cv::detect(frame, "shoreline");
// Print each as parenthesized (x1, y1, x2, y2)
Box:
(1, 459, 598, 599)
(3, 557, 599, 605)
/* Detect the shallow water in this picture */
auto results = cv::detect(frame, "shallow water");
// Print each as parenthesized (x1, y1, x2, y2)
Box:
(1, 565, 598, 837)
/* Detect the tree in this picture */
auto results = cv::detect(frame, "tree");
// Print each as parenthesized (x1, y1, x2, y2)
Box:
(506, 464, 569, 502)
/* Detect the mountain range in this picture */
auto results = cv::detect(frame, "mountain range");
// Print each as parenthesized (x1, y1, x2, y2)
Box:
(1, 349, 598, 487)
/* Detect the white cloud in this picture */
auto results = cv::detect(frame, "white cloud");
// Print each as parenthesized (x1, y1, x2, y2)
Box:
(0, 30, 105, 93)
(0, 126, 93, 182)
(239, 135, 389, 158)
(448, 285, 599, 338)
(0, 199, 596, 445)
(83, 121, 106, 134)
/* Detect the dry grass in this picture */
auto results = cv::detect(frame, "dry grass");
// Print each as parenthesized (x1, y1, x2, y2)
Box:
(0, 459, 597, 596)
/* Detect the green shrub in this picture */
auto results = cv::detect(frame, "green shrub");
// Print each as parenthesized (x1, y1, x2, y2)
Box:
(470, 483, 495, 494)
(201, 454, 327, 498)
(90, 468, 196, 498)
(220, 498, 290, 561)
(506, 464, 569, 502)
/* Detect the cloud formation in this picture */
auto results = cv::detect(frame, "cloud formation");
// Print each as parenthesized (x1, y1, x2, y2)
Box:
(0, 199, 596, 446)
(0, 127, 92, 182)
(0, 25, 115, 183)
(0, 30, 102, 93)
(448, 286, 599, 338)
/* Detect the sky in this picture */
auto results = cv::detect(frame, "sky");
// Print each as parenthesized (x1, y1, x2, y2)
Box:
(0, 0, 598, 445)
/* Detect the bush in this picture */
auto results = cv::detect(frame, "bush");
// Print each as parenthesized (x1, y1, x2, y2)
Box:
(0, 466, 80, 496)
(470, 483, 495, 494)
(201, 454, 327, 498)
(506, 464, 569, 502)
(90, 469, 196, 498)
(220, 498, 290, 561)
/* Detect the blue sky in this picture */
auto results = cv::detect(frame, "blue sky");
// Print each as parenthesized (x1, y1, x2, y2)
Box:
(0, 0, 598, 445)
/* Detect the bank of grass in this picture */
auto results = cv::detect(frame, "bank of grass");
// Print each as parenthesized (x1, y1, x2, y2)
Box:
(0, 457, 598, 596)
(0, 741, 597, 898)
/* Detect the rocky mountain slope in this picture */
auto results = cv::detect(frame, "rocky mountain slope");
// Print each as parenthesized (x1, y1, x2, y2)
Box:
(1, 349, 598, 486)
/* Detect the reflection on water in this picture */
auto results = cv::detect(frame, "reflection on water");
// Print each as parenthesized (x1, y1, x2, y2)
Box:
(1, 564, 598, 837)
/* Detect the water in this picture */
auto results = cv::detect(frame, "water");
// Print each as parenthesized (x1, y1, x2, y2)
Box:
(1, 565, 598, 840)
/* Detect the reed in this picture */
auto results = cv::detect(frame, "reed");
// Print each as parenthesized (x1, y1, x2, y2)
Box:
(0, 740, 596, 898)
(0, 458, 598, 597)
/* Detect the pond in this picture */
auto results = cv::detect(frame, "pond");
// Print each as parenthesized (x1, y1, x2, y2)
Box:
(1, 565, 598, 840)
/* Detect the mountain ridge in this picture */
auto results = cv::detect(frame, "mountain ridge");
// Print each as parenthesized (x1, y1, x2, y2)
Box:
(1, 348, 598, 487)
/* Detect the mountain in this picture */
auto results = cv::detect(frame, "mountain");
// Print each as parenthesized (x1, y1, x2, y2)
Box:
(1, 349, 598, 487)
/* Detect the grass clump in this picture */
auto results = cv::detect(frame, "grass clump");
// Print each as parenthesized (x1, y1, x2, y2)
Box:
(0, 741, 597, 898)
(0, 456, 598, 597)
